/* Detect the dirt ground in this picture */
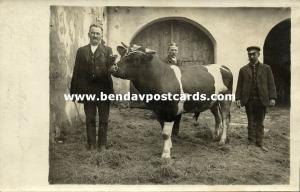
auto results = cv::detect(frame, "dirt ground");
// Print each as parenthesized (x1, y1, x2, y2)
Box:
(49, 105, 290, 184)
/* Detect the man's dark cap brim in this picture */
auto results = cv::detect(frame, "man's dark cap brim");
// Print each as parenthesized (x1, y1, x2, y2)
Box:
(247, 46, 261, 52)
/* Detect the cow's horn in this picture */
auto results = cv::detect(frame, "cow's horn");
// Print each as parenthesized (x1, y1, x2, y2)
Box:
(145, 48, 156, 54)
(131, 44, 142, 51)
(121, 42, 129, 48)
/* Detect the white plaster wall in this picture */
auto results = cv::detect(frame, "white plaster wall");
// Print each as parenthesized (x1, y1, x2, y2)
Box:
(106, 7, 290, 94)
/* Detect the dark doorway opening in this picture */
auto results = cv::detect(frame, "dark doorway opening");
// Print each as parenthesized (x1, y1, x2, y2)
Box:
(263, 19, 291, 106)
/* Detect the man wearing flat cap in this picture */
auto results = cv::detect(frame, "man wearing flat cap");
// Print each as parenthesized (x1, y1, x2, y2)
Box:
(236, 46, 277, 152)
(165, 42, 182, 66)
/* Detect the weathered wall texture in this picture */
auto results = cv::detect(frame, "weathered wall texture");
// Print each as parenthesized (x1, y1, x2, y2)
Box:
(107, 7, 290, 94)
(50, 6, 106, 140)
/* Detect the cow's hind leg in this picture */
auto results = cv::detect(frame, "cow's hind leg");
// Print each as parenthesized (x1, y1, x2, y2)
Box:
(161, 121, 174, 159)
(172, 114, 181, 136)
(219, 101, 231, 145)
(210, 103, 222, 140)
(193, 112, 200, 126)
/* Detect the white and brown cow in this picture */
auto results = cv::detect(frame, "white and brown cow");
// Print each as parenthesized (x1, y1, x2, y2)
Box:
(111, 44, 233, 159)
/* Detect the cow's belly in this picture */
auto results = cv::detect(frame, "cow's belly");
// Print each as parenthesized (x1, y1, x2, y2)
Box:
(147, 100, 180, 121)
(183, 100, 214, 113)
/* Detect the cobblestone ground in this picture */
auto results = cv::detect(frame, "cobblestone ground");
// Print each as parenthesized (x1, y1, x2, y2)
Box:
(49, 105, 290, 184)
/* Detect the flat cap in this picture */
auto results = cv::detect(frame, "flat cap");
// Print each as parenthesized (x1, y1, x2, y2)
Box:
(169, 42, 178, 50)
(247, 46, 261, 53)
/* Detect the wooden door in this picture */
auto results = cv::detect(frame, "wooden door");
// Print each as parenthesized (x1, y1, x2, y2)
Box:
(130, 19, 214, 108)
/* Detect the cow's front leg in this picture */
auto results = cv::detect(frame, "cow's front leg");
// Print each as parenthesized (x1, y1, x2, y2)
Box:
(219, 101, 231, 145)
(161, 121, 174, 158)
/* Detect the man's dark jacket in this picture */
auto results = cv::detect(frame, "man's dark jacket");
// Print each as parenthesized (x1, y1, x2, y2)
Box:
(235, 62, 277, 107)
(70, 43, 114, 102)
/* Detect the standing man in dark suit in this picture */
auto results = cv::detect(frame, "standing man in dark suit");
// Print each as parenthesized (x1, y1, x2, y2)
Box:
(70, 24, 115, 151)
(236, 46, 277, 152)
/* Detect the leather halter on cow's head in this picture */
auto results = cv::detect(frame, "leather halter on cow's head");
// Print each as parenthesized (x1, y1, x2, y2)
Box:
(111, 42, 156, 80)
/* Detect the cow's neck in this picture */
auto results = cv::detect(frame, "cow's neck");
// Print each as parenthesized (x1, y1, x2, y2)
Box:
(131, 56, 170, 94)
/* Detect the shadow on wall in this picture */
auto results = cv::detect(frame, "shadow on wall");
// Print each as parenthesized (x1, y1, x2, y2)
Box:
(49, 6, 106, 142)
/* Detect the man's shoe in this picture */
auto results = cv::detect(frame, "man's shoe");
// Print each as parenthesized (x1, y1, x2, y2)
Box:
(247, 141, 254, 145)
(86, 144, 97, 151)
(97, 145, 107, 152)
(247, 139, 255, 145)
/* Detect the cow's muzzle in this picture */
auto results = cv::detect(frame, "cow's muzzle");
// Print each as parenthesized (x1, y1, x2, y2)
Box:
(110, 65, 119, 73)
(110, 65, 127, 79)
(110, 65, 119, 76)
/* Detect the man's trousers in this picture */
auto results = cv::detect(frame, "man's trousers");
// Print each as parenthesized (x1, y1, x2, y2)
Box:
(83, 101, 110, 147)
(245, 99, 266, 146)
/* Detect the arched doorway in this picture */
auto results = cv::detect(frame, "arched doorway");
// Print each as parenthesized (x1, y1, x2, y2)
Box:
(131, 18, 215, 65)
(130, 18, 215, 107)
(263, 19, 290, 106)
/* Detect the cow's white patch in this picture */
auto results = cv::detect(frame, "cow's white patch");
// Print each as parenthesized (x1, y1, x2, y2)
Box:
(170, 65, 185, 114)
(162, 121, 174, 158)
(205, 65, 228, 94)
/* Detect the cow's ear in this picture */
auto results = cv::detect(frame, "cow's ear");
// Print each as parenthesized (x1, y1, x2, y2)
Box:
(121, 42, 129, 48)
(117, 46, 127, 57)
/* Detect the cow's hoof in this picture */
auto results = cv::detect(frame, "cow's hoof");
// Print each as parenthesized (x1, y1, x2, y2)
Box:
(171, 135, 179, 143)
(212, 135, 220, 142)
(194, 122, 199, 126)
(218, 140, 226, 145)
(215, 130, 221, 138)
(211, 135, 216, 140)
(161, 153, 171, 159)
